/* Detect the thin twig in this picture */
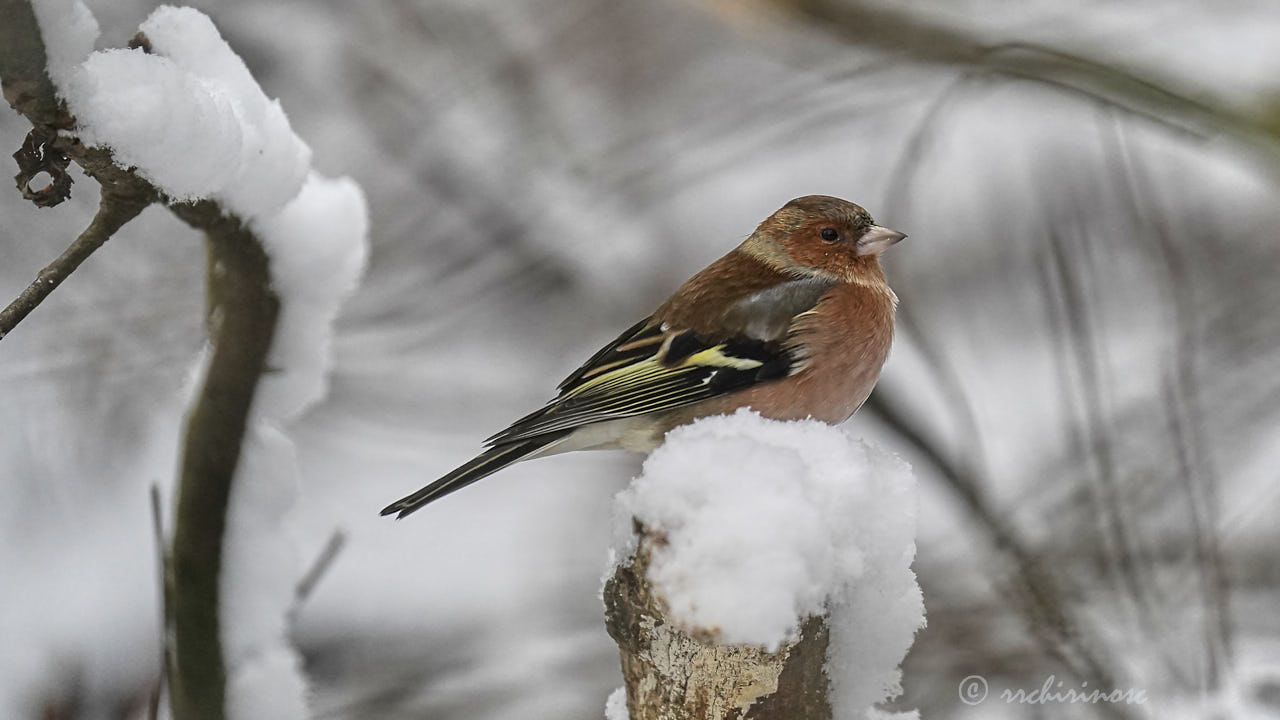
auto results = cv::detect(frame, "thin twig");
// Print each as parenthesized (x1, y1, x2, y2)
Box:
(295, 529, 347, 608)
(1043, 224, 1155, 610)
(149, 485, 168, 720)
(1106, 116, 1233, 683)
(0, 184, 152, 341)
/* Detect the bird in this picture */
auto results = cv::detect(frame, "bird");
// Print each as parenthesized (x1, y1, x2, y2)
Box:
(381, 195, 905, 519)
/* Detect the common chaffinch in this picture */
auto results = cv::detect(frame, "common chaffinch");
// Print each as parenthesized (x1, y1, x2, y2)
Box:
(382, 195, 905, 518)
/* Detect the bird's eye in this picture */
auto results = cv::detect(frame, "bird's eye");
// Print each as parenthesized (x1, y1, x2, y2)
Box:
(819, 227, 839, 242)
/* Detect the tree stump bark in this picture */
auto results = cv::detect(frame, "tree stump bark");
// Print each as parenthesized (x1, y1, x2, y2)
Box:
(603, 530, 833, 720)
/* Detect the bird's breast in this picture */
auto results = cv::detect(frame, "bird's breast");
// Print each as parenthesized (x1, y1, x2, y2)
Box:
(605, 280, 897, 451)
(684, 281, 896, 426)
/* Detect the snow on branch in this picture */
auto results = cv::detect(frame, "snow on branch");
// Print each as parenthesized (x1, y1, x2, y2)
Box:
(606, 410, 925, 719)
(30, 1, 311, 216)
(4, 2, 369, 719)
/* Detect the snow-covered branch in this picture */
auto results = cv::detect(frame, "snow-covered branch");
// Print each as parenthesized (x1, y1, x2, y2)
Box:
(604, 411, 925, 720)
(1, 3, 368, 719)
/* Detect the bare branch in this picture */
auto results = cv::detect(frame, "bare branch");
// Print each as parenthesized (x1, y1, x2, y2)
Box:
(295, 529, 347, 609)
(0, 178, 152, 341)
(149, 485, 169, 720)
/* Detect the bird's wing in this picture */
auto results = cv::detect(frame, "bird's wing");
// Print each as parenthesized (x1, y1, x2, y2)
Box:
(485, 276, 835, 445)
(554, 317, 660, 392)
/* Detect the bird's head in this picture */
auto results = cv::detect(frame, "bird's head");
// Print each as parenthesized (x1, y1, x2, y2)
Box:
(743, 195, 906, 280)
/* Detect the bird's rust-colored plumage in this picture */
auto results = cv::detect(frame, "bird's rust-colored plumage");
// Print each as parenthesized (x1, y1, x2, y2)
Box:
(382, 195, 905, 518)
(652, 251, 793, 338)
(669, 254, 896, 427)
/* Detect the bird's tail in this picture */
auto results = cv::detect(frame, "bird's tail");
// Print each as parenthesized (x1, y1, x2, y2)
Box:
(380, 431, 570, 519)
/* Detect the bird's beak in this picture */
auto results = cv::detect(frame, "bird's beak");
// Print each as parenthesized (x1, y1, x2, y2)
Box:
(857, 225, 907, 256)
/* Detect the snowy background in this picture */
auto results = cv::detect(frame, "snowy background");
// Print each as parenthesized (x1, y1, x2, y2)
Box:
(2, 0, 1280, 718)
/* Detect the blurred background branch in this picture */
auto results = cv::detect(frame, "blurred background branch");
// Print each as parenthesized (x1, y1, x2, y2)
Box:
(778, 0, 1280, 171)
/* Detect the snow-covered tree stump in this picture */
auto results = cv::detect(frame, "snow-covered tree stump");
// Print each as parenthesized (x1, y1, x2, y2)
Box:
(603, 410, 925, 720)
(605, 528, 833, 719)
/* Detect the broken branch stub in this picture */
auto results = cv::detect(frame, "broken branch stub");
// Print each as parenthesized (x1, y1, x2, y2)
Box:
(603, 529, 833, 720)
